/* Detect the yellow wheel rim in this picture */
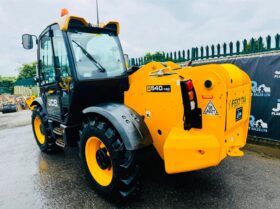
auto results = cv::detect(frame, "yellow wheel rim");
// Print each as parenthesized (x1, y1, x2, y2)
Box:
(85, 137, 113, 186)
(34, 116, 45, 145)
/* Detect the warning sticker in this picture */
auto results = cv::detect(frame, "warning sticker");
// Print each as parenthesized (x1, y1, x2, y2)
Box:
(203, 100, 219, 115)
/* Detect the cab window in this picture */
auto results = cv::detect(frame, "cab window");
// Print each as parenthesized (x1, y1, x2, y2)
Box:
(39, 33, 55, 85)
(52, 28, 71, 78)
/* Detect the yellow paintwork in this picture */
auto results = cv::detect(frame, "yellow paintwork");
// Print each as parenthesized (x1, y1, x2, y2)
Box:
(25, 95, 36, 110)
(85, 136, 113, 186)
(34, 116, 45, 145)
(100, 21, 120, 35)
(59, 76, 72, 92)
(57, 15, 89, 31)
(53, 14, 120, 34)
(48, 90, 55, 94)
(125, 62, 251, 174)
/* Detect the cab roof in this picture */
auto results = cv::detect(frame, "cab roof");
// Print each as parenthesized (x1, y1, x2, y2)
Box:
(48, 14, 120, 34)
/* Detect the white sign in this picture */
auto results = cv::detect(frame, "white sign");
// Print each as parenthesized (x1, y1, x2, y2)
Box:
(272, 99, 280, 116)
(203, 100, 218, 115)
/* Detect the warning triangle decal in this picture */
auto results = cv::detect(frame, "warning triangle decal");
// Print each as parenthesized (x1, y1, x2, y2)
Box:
(203, 100, 219, 115)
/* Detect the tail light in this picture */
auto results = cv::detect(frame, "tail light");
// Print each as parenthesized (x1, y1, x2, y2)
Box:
(180, 80, 202, 130)
(185, 80, 193, 90)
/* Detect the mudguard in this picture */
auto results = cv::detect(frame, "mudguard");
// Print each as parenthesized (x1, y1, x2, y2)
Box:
(30, 97, 47, 114)
(83, 103, 152, 150)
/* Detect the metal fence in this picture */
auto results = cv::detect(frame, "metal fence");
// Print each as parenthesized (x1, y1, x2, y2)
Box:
(14, 86, 39, 96)
(130, 33, 280, 66)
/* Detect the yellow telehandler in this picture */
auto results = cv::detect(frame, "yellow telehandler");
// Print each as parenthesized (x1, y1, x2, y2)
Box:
(22, 9, 251, 199)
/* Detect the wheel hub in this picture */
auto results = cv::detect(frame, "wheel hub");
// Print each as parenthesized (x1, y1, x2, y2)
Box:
(96, 148, 111, 170)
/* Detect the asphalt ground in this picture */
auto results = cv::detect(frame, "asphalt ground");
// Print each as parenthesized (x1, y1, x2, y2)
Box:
(0, 110, 280, 209)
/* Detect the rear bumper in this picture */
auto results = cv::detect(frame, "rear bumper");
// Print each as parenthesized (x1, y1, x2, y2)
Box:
(163, 127, 245, 174)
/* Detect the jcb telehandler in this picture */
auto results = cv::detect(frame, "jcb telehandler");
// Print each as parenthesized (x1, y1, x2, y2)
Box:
(22, 9, 251, 199)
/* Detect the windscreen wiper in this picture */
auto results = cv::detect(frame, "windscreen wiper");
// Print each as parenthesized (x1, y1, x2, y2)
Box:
(72, 40, 106, 73)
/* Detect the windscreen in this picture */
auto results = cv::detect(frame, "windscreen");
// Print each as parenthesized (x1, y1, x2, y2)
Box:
(68, 31, 126, 80)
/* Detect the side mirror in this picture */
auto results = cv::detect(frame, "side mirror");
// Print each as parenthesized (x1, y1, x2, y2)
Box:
(22, 34, 34, 49)
(124, 54, 129, 69)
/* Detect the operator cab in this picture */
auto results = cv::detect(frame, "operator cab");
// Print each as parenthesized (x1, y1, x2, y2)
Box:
(22, 11, 129, 125)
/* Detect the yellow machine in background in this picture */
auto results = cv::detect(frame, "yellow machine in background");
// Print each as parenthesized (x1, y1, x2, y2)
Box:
(25, 96, 36, 110)
(22, 9, 251, 199)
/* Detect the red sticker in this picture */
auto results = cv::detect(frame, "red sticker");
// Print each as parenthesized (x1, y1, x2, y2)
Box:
(202, 95, 214, 99)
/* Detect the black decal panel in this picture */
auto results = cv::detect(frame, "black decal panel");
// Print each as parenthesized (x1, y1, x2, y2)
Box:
(146, 85, 171, 92)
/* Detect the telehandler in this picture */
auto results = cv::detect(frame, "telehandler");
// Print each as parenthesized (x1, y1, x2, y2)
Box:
(22, 9, 251, 199)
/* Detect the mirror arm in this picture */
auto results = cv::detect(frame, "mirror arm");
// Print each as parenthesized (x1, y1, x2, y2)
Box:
(31, 35, 38, 45)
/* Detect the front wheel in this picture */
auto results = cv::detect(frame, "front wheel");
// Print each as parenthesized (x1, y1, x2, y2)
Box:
(79, 117, 139, 199)
(32, 107, 56, 152)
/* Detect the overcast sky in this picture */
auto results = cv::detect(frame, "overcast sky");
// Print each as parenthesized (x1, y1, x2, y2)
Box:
(0, 0, 280, 76)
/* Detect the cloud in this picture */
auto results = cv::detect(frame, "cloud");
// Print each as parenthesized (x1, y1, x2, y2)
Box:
(0, 0, 280, 76)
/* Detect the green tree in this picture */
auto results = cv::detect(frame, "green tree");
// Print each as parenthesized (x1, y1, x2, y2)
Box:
(0, 76, 16, 94)
(18, 62, 37, 79)
(144, 51, 164, 61)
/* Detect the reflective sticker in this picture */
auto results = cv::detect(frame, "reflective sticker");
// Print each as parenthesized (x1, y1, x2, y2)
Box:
(236, 107, 243, 121)
(202, 95, 214, 99)
(203, 100, 218, 115)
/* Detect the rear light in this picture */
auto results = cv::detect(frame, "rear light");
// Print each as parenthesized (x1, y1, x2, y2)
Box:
(180, 79, 202, 130)
(185, 80, 193, 91)
(188, 91, 194, 100)
(190, 101, 195, 110)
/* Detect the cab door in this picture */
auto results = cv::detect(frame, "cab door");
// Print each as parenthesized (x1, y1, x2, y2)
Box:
(38, 28, 62, 121)
(51, 25, 73, 123)
(38, 25, 73, 123)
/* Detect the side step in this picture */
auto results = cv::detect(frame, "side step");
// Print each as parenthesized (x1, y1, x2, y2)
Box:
(53, 127, 64, 136)
(53, 126, 66, 148)
(55, 138, 65, 148)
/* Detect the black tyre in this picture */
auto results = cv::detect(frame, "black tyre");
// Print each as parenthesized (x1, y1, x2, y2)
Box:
(31, 106, 56, 153)
(79, 116, 139, 199)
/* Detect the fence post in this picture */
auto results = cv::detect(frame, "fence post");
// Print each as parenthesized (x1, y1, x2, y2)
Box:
(211, 45, 215, 58)
(178, 50, 182, 62)
(275, 34, 280, 49)
(223, 43, 227, 56)
(131, 58, 135, 66)
(266, 35, 271, 50)
(258, 37, 263, 51)
(236, 41, 240, 54)
(145, 56, 148, 63)
(243, 39, 247, 53)
(170, 52, 173, 61)
(191, 48, 195, 60)
(195, 47, 199, 60)
(229, 42, 233, 56)
(182, 50, 186, 61)
(200, 47, 204, 59)
(187, 49, 190, 60)
(217, 44, 221, 57)
(206, 46, 209, 59)
(250, 38, 255, 52)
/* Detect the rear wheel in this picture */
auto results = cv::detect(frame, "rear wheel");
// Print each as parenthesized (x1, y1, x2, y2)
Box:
(79, 117, 139, 199)
(32, 107, 56, 152)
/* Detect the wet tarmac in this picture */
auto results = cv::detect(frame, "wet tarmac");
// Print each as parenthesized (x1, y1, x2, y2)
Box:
(0, 111, 280, 209)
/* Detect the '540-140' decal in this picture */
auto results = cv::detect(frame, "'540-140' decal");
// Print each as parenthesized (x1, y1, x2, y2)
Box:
(146, 85, 171, 92)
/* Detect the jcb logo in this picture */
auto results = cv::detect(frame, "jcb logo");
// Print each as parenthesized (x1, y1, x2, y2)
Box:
(48, 99, 58, 107)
